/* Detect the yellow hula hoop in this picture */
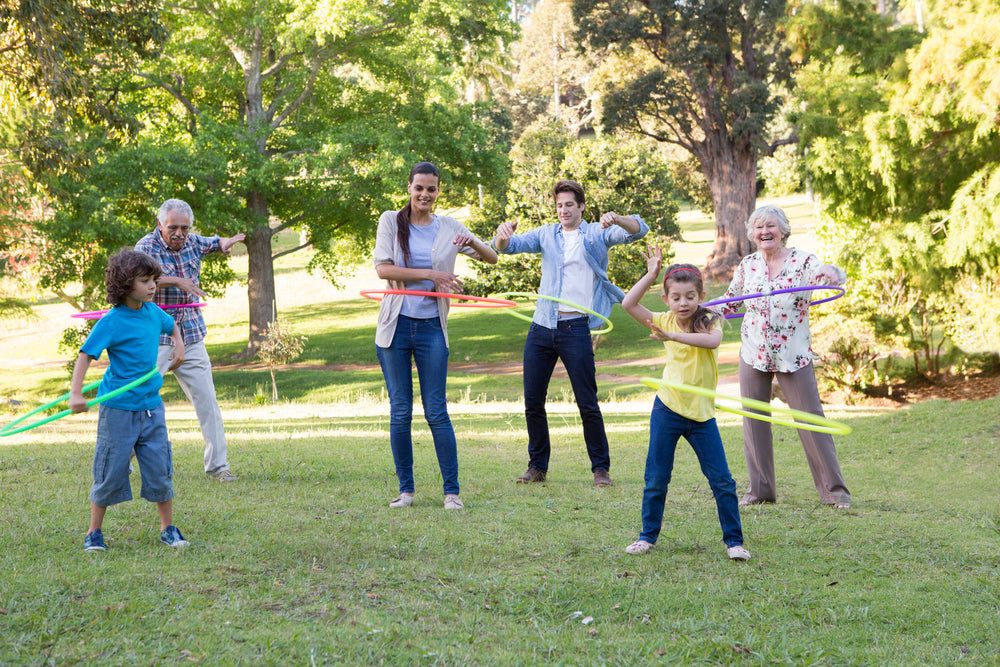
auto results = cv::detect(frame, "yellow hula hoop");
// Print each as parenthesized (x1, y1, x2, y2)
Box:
(640, 377, 852, 435)
(491, 292, 613, 335)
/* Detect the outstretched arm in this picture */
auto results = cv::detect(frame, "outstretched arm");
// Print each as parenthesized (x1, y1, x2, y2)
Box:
(454, 232, 498, 264)
(621, 244, 662, 326)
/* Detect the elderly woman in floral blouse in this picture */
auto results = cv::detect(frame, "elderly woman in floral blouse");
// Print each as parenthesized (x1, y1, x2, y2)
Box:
(721, 205, 851, 509)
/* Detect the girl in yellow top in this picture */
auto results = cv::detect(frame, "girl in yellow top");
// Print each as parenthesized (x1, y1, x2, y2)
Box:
(620, 246, 750, 561)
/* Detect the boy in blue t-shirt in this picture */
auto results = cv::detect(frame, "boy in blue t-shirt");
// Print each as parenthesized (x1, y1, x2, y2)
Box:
(70, 250, 188, 552)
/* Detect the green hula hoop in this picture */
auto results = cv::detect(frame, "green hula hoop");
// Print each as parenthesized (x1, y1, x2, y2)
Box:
(640, 377, 851, 435)
(492, 292, 614, 335)
(0, 367, 160, 437)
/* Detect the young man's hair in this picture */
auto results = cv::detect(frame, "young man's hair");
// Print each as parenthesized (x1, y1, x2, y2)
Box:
(552, 179, 585, 205)
(106, 249, 163, 306)
(662, 263, 720, 334)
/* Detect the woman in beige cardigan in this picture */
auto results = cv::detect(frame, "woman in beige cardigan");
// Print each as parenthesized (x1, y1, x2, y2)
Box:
(373, 162, 497, 511)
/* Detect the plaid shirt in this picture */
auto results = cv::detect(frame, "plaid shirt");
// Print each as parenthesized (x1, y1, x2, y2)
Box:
(136, 228, 222, 346)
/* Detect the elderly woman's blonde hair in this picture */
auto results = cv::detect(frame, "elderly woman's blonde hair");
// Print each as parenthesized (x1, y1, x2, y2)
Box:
(745, 205, 791, 245)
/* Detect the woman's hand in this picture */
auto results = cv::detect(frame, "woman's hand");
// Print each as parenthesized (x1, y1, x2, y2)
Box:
(453, 232, 474, 247)
(815, 264, 846, 286)
(428, 270, 463, 294)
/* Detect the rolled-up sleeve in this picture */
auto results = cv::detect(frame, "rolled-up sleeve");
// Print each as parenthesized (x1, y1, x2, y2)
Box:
(373, 211, 396, 267)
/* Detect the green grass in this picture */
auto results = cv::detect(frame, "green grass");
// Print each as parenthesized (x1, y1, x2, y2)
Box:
(2, 399, 999, 664)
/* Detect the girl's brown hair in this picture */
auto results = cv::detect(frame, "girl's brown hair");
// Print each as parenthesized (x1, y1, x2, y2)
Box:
(662, 263, 720, 334)
(106, 249, 162, 305)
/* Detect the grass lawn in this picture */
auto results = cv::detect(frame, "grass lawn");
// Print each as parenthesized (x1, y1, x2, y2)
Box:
(1, 399, 999, 665)
(2, 195, 999, 664)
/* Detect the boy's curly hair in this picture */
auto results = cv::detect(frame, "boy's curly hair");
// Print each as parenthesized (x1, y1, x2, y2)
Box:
(106, 249, 162, 306)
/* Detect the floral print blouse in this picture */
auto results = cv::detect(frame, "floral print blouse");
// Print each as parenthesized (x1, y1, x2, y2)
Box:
(721, 248, 825, 373)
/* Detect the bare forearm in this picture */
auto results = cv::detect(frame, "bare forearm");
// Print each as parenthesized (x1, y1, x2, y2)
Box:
(615, 214, 640, 234)
(375, 264, 435, 282)
(469, 238, 498, 264)
(669, 330, 722, 350)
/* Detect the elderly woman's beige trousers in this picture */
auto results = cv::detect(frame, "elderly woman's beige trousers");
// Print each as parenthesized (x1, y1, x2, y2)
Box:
(737, 359, 850, 505)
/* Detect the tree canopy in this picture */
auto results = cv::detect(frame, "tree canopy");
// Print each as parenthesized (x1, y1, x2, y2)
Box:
(15, 0, 517, 352)
(572, 0, 797, 278)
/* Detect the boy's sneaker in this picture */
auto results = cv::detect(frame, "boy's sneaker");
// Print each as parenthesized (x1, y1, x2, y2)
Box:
(443, 494, 464, 510)
(210, 469, 237, 482)
(160, 525, 189, 548)
(83, 529, 106, 552)
(727, 545, 751, 561)
(625, 539, 654, 555)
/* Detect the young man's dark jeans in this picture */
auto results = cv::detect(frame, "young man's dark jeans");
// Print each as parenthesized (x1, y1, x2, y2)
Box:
(522, 317, 610, 473)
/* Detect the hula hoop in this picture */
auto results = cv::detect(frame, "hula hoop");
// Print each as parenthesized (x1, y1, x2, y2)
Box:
(492, 292, 614, 335)
(0, 367, 161, 437)
(359, 289, 518, 308)
(701, 286, 845, 320)
(640, 376, 851, 435)
(72, 303, 207, 320)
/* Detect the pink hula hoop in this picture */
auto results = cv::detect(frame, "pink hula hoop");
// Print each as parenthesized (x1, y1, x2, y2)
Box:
(71, 303, 207, 320)
(701, 285, 845, 319)
(360, 289, 518, 308)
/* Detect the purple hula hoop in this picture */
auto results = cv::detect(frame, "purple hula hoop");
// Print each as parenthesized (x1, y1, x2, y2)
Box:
(701, 285, 845, 320)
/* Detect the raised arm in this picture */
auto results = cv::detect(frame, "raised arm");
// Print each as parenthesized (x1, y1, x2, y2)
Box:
(621, 245, 662, 326)
(599, 211, 641, 234)
(492, 220, 518, 252)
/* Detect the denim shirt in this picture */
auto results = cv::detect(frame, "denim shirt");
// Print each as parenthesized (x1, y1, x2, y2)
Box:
(498, 217, 648, 329)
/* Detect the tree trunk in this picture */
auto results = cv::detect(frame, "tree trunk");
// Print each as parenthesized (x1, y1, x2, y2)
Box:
(241, 190, 275, 357)
(698, 139, 757, 281)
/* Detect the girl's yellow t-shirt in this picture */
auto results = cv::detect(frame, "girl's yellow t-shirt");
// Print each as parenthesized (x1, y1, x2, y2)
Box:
(652, 311, 721, 422)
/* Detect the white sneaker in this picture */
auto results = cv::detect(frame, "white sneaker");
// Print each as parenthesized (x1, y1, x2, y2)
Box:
(443, 494, 464, 510)
(389, 493, 414, 508)
(625, 540, 654, 555)
(727, 545, 751, 561)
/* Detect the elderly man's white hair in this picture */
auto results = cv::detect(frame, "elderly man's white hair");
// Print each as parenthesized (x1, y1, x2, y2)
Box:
(745, 205, 791, 244)
(157, 199, 194, 226)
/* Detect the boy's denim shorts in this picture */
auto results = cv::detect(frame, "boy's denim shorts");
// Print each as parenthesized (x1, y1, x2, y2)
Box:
(89, 403, 174, 507)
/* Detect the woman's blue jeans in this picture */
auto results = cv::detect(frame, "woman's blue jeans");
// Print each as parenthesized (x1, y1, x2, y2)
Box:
(376, 315, 459, 496)
(640, 397, 743, 547)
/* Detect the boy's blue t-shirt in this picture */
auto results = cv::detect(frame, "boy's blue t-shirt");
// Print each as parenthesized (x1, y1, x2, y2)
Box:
(80, 303, 174, 411)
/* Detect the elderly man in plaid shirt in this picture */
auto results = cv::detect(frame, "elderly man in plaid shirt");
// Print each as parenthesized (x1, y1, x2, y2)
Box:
(136, 198, 245, 482)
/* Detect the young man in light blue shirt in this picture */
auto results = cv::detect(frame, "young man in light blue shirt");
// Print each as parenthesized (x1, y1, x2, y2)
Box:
(493, 179, 648, 486)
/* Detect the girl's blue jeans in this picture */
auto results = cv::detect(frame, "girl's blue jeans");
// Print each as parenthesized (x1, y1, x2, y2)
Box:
(376, 315, 459, 496)
(640, 397, 743, 547)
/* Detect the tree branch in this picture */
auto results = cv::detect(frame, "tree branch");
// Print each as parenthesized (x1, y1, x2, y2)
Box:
(272, 240, 312, 260)
(766, 131, 799, 156)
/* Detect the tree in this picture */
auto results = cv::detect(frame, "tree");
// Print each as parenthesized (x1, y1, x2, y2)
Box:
(23, 0, 517, 354)
(572, 0, 798, 278)
(794, 0, 1000, 374)
(515, 0, 603, 133)
(257, 318, 306, 401)
(0, 1, 166, 317)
